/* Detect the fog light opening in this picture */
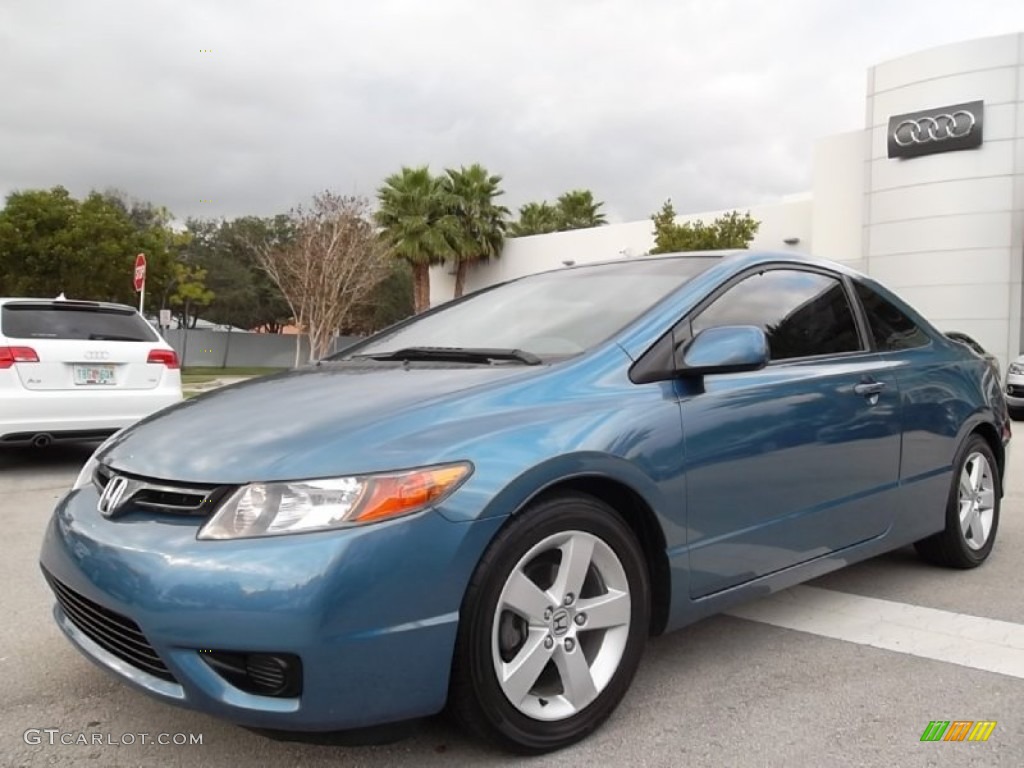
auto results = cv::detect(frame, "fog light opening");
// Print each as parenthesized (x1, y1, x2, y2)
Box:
(200, 650, 302, 698)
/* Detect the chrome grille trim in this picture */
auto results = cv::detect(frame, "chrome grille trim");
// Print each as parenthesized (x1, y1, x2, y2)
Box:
(93, 465, 233, 517)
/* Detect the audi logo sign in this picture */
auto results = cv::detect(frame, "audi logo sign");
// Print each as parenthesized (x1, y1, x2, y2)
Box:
(83, 351, 110, 361)
(887, 100, 983, 160)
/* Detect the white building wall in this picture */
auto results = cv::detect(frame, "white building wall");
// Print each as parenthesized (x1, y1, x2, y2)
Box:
(864, 33, 1024, 369)
(811, 130, 866, 269)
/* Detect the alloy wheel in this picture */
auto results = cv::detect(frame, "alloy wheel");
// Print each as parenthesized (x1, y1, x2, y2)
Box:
(958, 451, 995, 551)
(490, 530, 631, 721)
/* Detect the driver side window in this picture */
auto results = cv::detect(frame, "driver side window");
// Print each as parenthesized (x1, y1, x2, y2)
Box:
(691, 269, 863, 361)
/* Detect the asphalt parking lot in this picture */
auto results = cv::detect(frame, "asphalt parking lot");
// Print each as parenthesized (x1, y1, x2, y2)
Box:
(2, 442, 1022, 767)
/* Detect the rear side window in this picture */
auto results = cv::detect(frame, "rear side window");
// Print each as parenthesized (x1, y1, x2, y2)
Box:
(853, 282, 930, 351)
(1, 305, 158, 342)
(691, 269, 862, 361)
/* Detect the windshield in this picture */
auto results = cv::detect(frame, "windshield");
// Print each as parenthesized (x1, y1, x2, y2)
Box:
(342, 256, 720, 359)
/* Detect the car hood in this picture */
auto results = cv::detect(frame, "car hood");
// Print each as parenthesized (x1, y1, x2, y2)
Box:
(100, 363, 541, 483)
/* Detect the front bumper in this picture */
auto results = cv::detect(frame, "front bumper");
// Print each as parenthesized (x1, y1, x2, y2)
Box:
(39, 485, 503, 731)
(1005, 378, 1024, 409)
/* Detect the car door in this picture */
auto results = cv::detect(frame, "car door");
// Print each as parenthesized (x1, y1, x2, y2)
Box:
(679, 267, 903, 598)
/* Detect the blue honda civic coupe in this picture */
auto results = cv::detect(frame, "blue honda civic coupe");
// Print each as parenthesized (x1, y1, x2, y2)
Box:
(40, 250, 1009, 753)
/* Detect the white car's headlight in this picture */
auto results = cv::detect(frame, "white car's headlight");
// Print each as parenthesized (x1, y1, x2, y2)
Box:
(198, 462, 473, 540)
(72, 431, 124, 491)
(1008, 363, 1024, 376)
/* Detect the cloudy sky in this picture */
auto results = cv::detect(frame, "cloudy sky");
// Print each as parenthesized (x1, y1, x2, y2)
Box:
(2, 0, 1023, 225)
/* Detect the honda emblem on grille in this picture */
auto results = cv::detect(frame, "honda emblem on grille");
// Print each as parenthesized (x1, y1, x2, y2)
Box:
(97, 475, 131, 517)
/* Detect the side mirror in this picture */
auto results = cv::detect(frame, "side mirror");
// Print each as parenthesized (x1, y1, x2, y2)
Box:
(677, 325, 769, 376)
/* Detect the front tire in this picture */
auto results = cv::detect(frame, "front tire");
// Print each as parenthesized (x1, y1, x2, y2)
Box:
(449, 491, 650, 754)
(915, 434, 1000, 568)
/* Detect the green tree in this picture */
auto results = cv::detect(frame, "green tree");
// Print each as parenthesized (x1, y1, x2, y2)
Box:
(168, 261, 215, 329)
(509, 202, 561, 237)
(186, 216, 292, 331)
(509, 190, 607, 236)
(0, 186, 177, 303)
(444, 164, 509, 298)
(342, 260, 414, 335)
(555, 189, 607, 230)
(375, 166, 457, 313)
(100, 188, 175, 234)
(650, 200, 760, 254)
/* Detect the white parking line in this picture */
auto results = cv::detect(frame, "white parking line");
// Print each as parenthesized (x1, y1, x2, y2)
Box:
(726, 585, 1024, 679)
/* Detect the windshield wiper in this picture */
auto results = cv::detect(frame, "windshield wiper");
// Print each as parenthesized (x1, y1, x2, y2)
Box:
(351, 346, 543, 366)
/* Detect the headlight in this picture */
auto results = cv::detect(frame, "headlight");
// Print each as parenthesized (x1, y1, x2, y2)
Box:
(1009, 363, 1024, 376)
(198, 462, 473, 540)
(72, 431, 124, 490)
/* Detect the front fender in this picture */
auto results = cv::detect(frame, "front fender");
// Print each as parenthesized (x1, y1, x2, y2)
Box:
(438, 450, 676, 534)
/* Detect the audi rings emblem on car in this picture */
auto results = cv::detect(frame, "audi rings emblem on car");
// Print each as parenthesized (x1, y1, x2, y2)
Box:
(83, 350, 110, 360)
(893, 111, 975, 146)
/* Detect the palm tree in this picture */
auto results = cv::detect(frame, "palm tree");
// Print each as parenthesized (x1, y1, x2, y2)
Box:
(555, 189, 607, 230)
(444, 164, 510, 298)
(375, 166, 457, 313)
(509, 202, 561, 237)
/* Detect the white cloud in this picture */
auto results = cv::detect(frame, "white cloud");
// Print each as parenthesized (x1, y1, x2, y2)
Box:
(1, 0, 1022, 223)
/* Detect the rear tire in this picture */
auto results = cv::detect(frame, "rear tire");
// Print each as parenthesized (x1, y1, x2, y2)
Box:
(449, 491, 650, 754)
(914, 434, 1000, 568)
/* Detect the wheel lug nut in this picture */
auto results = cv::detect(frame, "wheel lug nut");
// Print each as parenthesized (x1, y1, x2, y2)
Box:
(564, 638, 575, 652)
(544, 607, 553, 620)
(564, 593, 575, 606)
(544, 636, 554, 650)
(574, 613, 586, 626)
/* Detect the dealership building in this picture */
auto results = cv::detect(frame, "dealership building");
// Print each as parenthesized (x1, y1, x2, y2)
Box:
(430, 32, 1024, 369)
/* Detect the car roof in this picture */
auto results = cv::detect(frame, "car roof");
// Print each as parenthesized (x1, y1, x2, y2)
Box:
(559, 249, 743, 272)
(556, 249, 855, 275)
(0, 297, 138, 312)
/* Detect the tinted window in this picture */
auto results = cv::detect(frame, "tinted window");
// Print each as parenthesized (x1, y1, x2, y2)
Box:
(1, 305, 157, 341)
(692, 269, 862, 361)
(344, 257, 720, 358)
(853, 282, 929, 351)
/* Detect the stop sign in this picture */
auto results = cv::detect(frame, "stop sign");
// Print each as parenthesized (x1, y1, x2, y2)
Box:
(133, 253, 146, 292)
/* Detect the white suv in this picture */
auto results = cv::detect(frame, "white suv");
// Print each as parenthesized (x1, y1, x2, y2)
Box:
(0, 297, 182, 447)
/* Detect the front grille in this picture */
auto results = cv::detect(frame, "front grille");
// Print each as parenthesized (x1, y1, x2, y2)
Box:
(1008, 384, 1024, 397)
(94, 465, 232, 516)
(42, 568, 176, 683)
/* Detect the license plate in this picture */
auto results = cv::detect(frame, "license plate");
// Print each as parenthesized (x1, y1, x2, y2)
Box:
(74, 364, 115, 386)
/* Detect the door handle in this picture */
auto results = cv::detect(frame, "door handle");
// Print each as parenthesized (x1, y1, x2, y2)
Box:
(853, 381, 886, 396)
